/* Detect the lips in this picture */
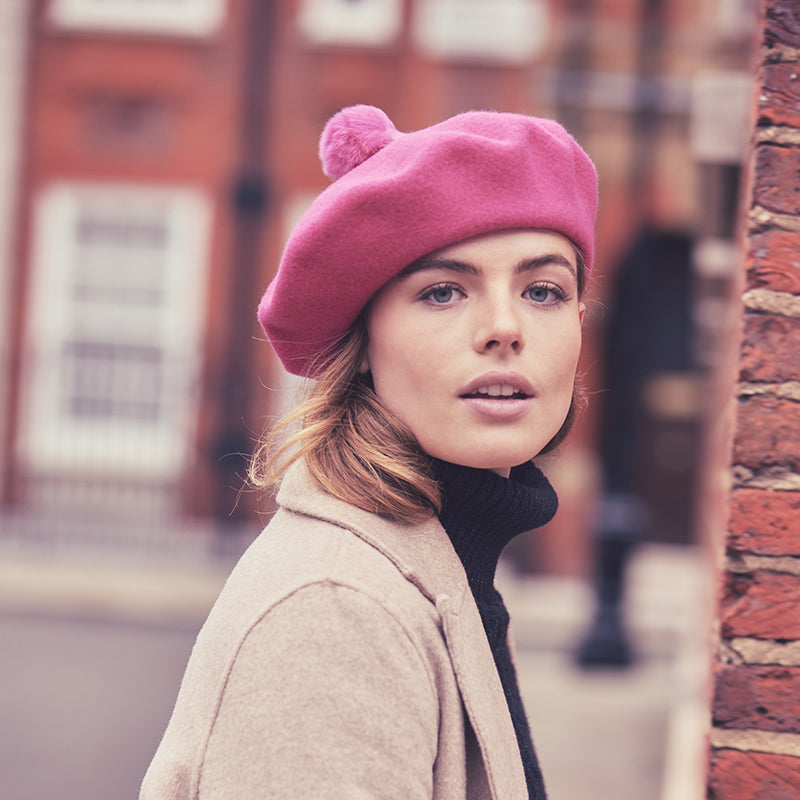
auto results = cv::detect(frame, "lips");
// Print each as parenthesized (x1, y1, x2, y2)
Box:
(458, 373, 536, 420)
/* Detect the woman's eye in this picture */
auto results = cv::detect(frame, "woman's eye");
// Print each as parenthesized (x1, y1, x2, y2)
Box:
(524, 284, 565, 304)
(422, 284, 462, 304)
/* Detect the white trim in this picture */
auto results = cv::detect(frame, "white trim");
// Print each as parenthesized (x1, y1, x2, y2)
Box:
(413, 0, 547, 64)
(18, 182, 212, 479)
(47, 0, 225, 37)
(298, 0, 402, 47)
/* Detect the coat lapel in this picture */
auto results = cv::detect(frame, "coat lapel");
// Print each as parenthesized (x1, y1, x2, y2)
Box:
(277, 463, 528, 799)
(435, 589, 528, 799)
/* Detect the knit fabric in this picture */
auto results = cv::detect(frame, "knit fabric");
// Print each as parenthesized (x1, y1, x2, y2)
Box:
(432, 458, 558, 800)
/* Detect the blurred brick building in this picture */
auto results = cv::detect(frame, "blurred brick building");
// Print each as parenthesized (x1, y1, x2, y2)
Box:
(0, 0, 755, 570)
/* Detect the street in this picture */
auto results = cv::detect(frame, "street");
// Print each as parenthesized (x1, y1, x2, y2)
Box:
(0, 611, 198, 800)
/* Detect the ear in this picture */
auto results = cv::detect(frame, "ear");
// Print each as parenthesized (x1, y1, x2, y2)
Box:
(578, 301, 586, 326)
(357, 352, 370, 374)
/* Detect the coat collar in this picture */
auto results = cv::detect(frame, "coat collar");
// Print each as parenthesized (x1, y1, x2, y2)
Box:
(276, 461, 528, 799)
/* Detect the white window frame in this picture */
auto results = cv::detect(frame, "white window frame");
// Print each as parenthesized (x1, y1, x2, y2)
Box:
(298, 0, 403, 48)
(413, 0, 547, 64)
(47, 0, 225, 37)
(17, 182, 212, 479)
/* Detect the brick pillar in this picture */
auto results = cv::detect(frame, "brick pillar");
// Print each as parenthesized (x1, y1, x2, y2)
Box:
(707, 2, 800, 798)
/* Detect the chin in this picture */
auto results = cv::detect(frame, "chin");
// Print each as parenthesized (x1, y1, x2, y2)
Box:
(441, 447, 542, 472)
(420, 428, 558, 472)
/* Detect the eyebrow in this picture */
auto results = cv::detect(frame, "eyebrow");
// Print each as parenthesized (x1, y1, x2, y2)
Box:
(399, 252, 577, 279)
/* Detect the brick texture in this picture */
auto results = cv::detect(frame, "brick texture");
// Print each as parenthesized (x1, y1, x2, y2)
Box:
(708, 749, 800, 800)
(729, 489, 800, 556)
(709, 1, 800, 796)
(732, 395, 800, 469)
(713, 664, 800, 732)
(747, 231, 800, 294)
(758, 63, 800, 128)
(739, 314, 800, 382)
(721, 571, 800, 639)
(764, 3, 800, 50)
(753, 146, 800, 217)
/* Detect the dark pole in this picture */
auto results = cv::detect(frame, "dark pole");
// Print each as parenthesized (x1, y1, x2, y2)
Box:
(210, 0, 274, 532)
(576, 0, 665, 668)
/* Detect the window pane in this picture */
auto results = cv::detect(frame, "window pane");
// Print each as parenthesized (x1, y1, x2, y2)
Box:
(63, 341, 163, 422)
(48, 0, 225, 36)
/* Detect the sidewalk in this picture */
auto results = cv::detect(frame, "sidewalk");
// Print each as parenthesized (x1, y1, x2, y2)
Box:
(501, 544, 712, 800)
(0, 534, 711, 800)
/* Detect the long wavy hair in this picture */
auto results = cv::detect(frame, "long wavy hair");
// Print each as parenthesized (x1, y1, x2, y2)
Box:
(249, 250, 587, 523)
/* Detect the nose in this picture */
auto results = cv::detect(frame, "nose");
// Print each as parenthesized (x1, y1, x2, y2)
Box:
(473, 296, 524, 355)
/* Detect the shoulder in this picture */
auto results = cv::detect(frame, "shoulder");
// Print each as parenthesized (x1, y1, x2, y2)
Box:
(216, 506, 439, 630)
(187, 504, 452, 703)
(191, 574, 446, 799)
(142, 523, 449, 800)
(141, 478, 474, 799)
(218, 579, 442, 710)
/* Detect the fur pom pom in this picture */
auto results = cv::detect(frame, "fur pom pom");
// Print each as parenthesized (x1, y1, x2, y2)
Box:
(319, 105, 399, 180)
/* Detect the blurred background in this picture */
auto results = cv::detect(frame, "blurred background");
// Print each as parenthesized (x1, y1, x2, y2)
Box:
(0, 0, 758, 798)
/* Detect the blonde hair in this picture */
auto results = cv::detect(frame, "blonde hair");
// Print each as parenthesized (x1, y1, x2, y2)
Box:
(250, 249, 588, 523)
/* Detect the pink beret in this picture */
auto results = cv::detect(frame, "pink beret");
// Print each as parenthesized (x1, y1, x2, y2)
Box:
(258, 105, 598, 377)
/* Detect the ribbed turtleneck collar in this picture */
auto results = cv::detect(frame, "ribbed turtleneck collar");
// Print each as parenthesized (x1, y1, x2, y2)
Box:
(431, 459, 558, 602)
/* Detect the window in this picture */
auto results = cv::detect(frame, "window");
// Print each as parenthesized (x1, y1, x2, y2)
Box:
(47, 0, 225, 36)
(18, 183, 211, 478)
(413, 0, 547, 64)
(298, 0, 402, 47)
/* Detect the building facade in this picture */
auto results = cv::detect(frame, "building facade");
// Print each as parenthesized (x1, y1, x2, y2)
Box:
(1, 0, 755, 571)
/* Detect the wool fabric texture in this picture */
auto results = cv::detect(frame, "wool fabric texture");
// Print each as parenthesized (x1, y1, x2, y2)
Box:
(433, 458, 558, 800)
(258, 104, 598, 377)
(141, 461, 534, 799)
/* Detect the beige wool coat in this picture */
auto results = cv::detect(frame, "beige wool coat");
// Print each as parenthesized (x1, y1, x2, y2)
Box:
(141, 462, 530, 799)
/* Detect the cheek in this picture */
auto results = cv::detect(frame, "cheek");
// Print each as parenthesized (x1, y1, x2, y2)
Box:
(372, 348, 426, 401)
(366, 327, 443, 443)
(546, 319, 583, 368)
(542, 324, 583, 403)
(563, 329, 583, 376)
(367, 327, 419, 407)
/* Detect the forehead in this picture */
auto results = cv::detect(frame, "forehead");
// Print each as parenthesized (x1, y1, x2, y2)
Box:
(430, 228, 577, 263)
(398, 229, 579, 283)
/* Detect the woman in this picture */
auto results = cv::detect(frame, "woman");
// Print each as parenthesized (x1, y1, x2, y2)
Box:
(141, 105, 597, 800)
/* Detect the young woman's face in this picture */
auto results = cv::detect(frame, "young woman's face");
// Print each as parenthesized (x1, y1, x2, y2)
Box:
(365, 229, 585, 475)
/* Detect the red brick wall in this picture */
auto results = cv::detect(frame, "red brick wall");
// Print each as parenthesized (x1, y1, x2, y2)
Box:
(707, 2, 800, 797)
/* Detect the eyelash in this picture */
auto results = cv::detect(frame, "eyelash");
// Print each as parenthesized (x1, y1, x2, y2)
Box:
(419, 283, 464, 305)
(523, 282, 569, 305)
(419, 281, 569, 307)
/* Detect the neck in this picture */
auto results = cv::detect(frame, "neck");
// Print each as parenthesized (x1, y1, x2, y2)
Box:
(431, 459, 558, 600)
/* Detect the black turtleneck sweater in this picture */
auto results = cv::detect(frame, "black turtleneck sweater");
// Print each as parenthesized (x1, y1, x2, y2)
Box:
(431, 459, 557, 800)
